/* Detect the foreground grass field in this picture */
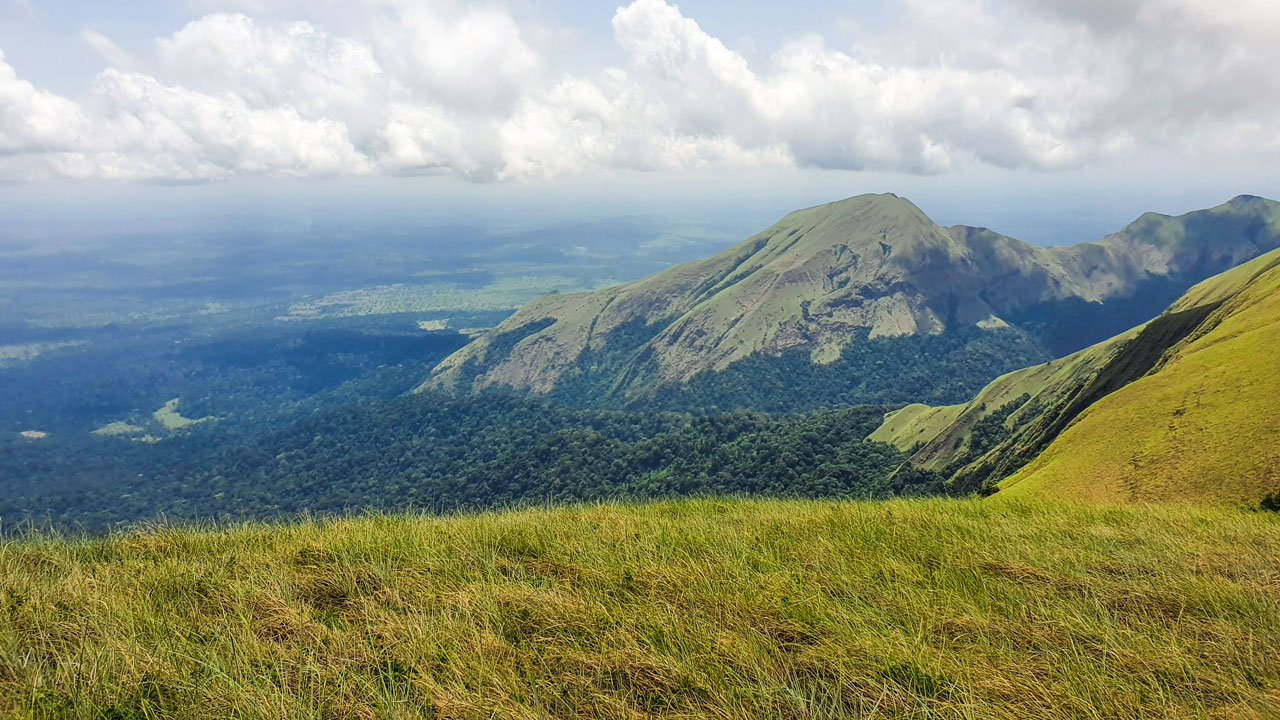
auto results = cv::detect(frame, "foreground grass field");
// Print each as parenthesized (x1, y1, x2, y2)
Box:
(2, 498, 1278, 719)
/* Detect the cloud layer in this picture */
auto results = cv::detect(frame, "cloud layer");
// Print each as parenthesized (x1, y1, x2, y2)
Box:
(1, 0, 1277, 181)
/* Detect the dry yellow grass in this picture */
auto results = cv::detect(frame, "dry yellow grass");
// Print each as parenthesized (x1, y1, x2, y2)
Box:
(2, 497, 1278, 719)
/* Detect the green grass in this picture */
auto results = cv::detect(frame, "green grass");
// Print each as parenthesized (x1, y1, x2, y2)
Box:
(878, 246, 1280, 505)
(1002, 249, 1280, 505)
(3, 497, 1278, 719)
(867, 402, 964, 451)
(152, 398, 214, 431)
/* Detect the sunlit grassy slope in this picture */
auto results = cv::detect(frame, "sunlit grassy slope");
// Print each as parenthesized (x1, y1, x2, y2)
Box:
(868, 327, 1139, 468)
(4, 498, 1279, 719)
(1000, 251, 1280, 504)
(871, 246, 1280, 506)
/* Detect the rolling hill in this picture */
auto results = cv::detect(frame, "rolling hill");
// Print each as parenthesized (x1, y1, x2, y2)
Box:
(874, 247, 1280, 505)
(421, 194, 1280, 410)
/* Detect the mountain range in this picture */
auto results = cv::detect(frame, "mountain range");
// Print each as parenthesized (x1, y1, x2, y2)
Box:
(421, 193, 1280, 410)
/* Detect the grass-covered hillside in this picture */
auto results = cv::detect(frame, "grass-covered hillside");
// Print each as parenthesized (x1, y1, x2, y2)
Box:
(1000, 249, 1280, 504)
(875, 247, 1280, 506)
(424, 194, 1280, 411)
(3, 497, 1278, 719)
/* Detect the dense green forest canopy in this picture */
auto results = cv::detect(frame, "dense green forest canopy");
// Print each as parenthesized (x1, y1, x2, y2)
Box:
(2, 390, 918, 533)
(0, 311, 1022, 534)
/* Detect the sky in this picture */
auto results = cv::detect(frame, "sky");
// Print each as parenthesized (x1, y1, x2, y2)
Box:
(2, 0, 1279, 245)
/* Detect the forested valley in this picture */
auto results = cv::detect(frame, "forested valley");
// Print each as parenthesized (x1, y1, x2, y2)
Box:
(3, 386, 917, 531)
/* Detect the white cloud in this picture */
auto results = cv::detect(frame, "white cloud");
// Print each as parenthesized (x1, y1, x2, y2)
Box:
(157, 14, 385, 123)
(83, 69, 372, 179)
(79, 30, 139, 71)
(0, 0, 1277, 182)
(378, 102, 499, 179)
(369, 1, 541, 116)
(0, 50, 87, 157)
(0, 57, 369, 181)
(609, 0, 1123, 173)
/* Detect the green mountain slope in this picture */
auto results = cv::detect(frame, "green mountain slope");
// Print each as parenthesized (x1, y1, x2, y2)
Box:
(1000, 251, 1280, 504)
(421, 194, 1280, 409)
(4, 498, 1278, 719)
(877, 247, 1280, 505)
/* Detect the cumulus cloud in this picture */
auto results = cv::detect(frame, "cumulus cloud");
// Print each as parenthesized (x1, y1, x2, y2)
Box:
(606, 0, 1280, 172)
(0, 0, 1277, 182)
(0, 50, 87, 157)
(83, 69, 371, 179)
(157, 15, 384, 117)
(369, 1, 541, 115)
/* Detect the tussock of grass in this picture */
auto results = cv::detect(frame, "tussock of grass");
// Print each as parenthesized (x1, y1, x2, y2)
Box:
(2, 497, 1278, 718)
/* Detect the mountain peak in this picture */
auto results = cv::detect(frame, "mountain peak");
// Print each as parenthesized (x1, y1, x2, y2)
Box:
(761, 193, 941, 261)
(1224, 194, 1278, 210)
(1108, 194, 1280, 249)
(800, 192, 933, 225)
(423, 194, 1280, 406)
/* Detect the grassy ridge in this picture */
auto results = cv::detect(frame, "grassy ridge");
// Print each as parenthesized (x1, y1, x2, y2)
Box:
(3, 497, 1278, 719)
(875, 246, 1280, 505)
(1002, 250, 1280, 505)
